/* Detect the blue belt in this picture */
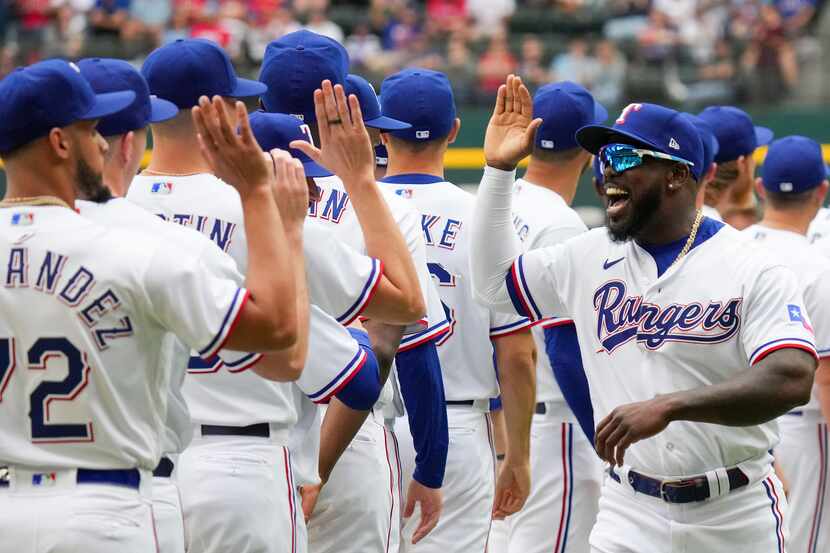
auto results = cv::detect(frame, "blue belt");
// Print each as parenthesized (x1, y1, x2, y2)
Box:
(0, 467, 140, 490)
(609, 466, 749, 503)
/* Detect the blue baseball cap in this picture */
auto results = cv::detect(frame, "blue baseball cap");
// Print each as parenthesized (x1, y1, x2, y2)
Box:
(345, 74, 410, 131)
(0, 59, 135, 154)
(533, 81, 607, 152)
(248, 111, 332, 178)
(78, 58, 178, 137)
(683, 113, 719, 177)
(697, 106, 773, 163)
(576, 103, 704, 180)
(142, 39, 267, 110)
(381, 68, 456, 142)
(260, 30, 349, 122)
(375, 143, 389, 167)
(761, 135, 828, 194)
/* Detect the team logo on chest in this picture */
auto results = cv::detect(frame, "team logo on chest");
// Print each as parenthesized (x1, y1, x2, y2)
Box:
(593, 280, 742, 353)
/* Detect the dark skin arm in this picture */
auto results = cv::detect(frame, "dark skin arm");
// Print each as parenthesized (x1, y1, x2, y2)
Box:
(596, 348, 816, 466)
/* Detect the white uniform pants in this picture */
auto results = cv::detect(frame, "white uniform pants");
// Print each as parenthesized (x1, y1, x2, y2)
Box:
(590, 468, 790, 553)
(397, 406, 496, 553)
(177, 433, 305, 553)
(0, 468, 156, 553)
(777, 413, 829, 553)
(307, 411, 401, 553)
(152, 475, 185, 553)
(506, 405, 602, 553)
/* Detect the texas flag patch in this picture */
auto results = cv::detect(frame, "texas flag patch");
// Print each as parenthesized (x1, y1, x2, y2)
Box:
(11, 212, 34, 226)
(788, 304, 814, 333)
(151, 182, 174, 195)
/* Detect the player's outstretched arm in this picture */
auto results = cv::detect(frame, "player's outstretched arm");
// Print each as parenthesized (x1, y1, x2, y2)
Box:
(471, 75, 542, 312)
(292, 80, 425, 324)
(192, 96, 306, 354)
(491, 330, 536, 519)
(595, 348, 816, 467)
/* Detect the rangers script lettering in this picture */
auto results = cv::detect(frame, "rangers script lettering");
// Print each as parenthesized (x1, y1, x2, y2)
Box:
(594, 280, 742, 352)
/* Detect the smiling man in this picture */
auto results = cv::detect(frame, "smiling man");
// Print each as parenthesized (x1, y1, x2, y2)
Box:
(470, 75, 819, 553)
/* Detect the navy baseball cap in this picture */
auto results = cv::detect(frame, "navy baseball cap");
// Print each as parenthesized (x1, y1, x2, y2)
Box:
(533, 81, 607, 152)
(142, 39, 267, 110)
(78, 58, 178, 137)
(576, 103, 704, 180)
(683, 113, 719, 176)
(260, 30, 349, 122)
(248, 111, 332, 178)
(345, 74, 410, 131)
(381, 68, 456, 142)
(375, 143, 389, 167)
(697, 106, 773, 163)
(0, 59, 135, 154)
(762, 136, 828, 194)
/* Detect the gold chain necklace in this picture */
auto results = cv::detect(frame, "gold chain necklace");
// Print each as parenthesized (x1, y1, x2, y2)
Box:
(667, 209, 704, 271)
(0, 195, 72, 209)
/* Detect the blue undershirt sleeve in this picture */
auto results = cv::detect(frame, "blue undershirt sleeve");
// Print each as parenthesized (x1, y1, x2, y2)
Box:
(544, 323, 595, 445)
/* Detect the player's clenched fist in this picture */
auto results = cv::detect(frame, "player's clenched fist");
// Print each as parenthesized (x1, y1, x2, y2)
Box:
(192, 95, 272, 197)
(291, 80, 375, 187)
(594, 397, 673, 467)
(269, 149, 310, 229)
(484, 75, 543, 172)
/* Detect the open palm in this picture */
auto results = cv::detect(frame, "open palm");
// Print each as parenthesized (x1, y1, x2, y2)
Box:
(483, 75, 543, 171)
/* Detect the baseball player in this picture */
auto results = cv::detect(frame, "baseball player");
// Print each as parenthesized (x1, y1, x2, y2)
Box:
(0, 59, 305, 552)
(471, 75, 819, 553)
(683, 115, 720, 217)
(746, 136, 830, 553)
(258, 31, 452, 552)
(128, 39, 423, 553)
(377, 68, 537, 553)
(697, 106, 774, 229)
(504, 81, 605, 553)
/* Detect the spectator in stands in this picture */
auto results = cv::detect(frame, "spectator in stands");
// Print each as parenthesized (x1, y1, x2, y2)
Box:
(304, 7, 344, 43)
(592, 39, 626, 107)
(15, 0, 54, 64)
(382, 4, 422, 51)
(686, 38, 736, 105)
(49, 0, 92, 58)
(122, 0, 170, 53)
(517, 35, 550, 93)
(478, 26, 518, 98)
(89, 0, 130, 37)
(345, 20, 383, 72)
(550, 37, 598, 89)
(467, 0, 516, 36)
(742, 2, 800, 97)
(248, 7, 301, 62)
(445, 33, 476, 103)
(426, 0, 466, 32)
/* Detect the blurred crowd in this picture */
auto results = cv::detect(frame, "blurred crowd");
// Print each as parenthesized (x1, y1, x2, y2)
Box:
(0, 0, 826, 108)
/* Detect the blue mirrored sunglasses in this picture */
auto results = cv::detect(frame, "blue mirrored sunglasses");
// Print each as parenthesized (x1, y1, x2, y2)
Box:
(599, 143, 694, 175)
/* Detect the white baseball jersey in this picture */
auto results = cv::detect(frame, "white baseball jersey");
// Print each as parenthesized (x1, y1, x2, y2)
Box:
(746, 224, 830, 412)
(505, 221, 817, 476)
(127, 174, 377, 425)
(312, 175, 450, 350)
(512, 178, 587, 404)
(808, 206, 830, 243)
(77, 198, 261, 454)
(0, 205, 248, 470)
(701, 204, 723, 222)
(379, 176, 532, 400)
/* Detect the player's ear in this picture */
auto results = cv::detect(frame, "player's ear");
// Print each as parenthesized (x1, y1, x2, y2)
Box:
(379, 132, 390, 146)
(817, 180, 829, 206)
(447, 118, 461, 145)
(754, 177, 766, 201)
(121, 132, 135, 164)
(47, 127, 71, 160)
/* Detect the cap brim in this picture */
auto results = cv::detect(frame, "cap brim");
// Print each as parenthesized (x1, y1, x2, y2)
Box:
(593, 102, 609, 124)
(755, 126, 774, 146)
(230, 78, 268, 98)
(365, 115, 412, 131)
(82, 90, 136, 120)
(149, 96, 180, 123)
(575, 124, 663, 155)
(303, 160, 332, 178)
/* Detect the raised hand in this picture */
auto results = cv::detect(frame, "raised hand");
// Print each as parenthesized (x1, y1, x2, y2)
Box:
(483, 75, 543, 171)
(192, 96, 272, 198)
(269, 149, 309, 230)
(290, 80, 375, 189)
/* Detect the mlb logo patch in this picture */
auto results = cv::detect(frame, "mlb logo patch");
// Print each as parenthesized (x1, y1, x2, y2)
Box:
(395, 188, 413, 199)
(788, 304, 813, 333)
(32, 472, 57, 487)
(11, 212, 34, 226)
(779, 182, 794, 192)
(151, 182, 174, 195)
(541, 140, 555, 149)
(416, 130, 430, 139)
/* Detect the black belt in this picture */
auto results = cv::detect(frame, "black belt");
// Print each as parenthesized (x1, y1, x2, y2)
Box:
(446, 400, 474, 406)
(201, 423, 270, 438)
(152, 456, 174, 478)
(535, 402, 547, 415)
(609, 466, 749, 503)
(0, 467, 141, 490)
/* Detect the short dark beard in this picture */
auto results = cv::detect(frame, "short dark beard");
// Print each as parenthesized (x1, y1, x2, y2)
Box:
(606, 184, 662, 243)
(76, 157, 113, 203)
